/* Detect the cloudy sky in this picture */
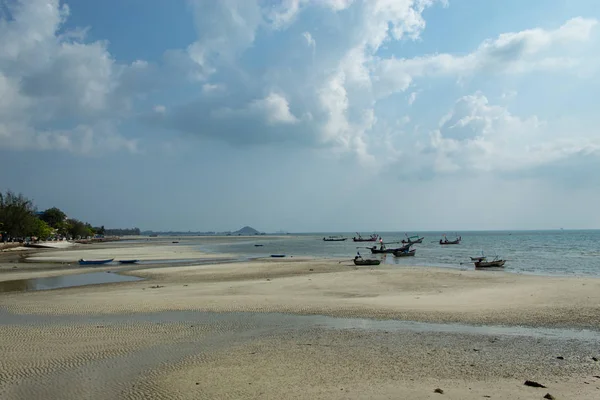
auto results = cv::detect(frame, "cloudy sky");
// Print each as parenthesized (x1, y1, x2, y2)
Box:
(1, 0, 599, 232)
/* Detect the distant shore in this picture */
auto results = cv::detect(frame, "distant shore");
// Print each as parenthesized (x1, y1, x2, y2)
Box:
(1, 238, 599, 399)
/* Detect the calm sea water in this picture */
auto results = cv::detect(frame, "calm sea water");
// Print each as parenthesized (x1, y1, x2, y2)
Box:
(197, 231, 600, 277)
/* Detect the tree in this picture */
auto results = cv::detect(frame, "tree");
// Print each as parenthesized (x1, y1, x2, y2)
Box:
(66, 218, 93, 239)
(40, 207, 67, 229)
(92, 225, 105, 235)
(32, 219, 53, 240)
(0, 191, 38, 238)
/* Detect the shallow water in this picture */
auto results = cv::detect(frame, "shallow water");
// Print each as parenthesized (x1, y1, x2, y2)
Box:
(2, 310, 598, 341)
(197, 230, 600, 277)
(0, 272, 143, 293)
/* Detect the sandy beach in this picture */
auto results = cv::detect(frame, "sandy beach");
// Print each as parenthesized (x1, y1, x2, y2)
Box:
(1, 239, 599, 399)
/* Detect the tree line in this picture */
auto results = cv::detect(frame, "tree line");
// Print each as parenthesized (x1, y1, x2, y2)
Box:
(0, 190, 110, 242)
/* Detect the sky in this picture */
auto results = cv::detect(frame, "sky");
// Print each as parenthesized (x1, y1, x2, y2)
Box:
(1, 0, 599, 232)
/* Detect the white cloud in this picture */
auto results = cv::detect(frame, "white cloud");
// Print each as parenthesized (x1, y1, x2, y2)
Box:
(153, 105, 166, 114)
(202, 83, 226, 94)
(373, 17, 598, 98)
(212, 92, 299, 126)
(408, 91, 419, 105)
(0, 0, 143, 153)
(302, 32, 316, 48)
(426, 92, 600, 173)
(249, 92, 299, 125)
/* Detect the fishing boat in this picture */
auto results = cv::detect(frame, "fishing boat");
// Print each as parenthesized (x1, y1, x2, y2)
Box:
(440, 235, 461, 245)
(78, 258, 114, 266)
(401, 235, 424, 244)
(353, 257, 381, 266)
(393, 249, 416, 257)
(472, 256, 506, 268)
(352, 233, 379, 242)
(270, 254, 286, 258)
(118, 259, 139, 264)
(323, 236, 347, 242)
(368, 243, 411, 254)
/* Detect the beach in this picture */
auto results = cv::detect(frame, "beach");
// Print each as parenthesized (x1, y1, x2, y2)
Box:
(1, 238, 599, 399)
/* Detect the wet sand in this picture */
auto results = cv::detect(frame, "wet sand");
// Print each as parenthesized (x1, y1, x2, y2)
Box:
(1, 241, 600, 399)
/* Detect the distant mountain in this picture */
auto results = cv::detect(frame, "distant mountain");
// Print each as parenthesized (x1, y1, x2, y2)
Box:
(233, 226, 261, 235)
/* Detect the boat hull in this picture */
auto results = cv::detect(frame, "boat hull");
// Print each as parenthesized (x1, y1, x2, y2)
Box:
(78, 258, 114, 266)
(369, 244, 411, 254)
(353, 259, 381, 266)
(118, 260, 139, 264)
(475, 260, 506, 268)
(393, 249, 416, 257)
(401, 237, 424, 244)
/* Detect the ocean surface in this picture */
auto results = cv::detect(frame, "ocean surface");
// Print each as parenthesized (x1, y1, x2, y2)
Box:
(196, 230, 600, 277)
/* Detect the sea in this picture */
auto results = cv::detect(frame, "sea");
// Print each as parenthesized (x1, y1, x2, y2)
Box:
(195, 230, 600, 277)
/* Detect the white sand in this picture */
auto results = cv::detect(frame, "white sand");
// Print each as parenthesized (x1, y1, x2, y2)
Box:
(2, 259, 600, 328)
(25, 244, 232, 262)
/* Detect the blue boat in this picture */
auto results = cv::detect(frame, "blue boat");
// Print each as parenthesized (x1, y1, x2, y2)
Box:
(78, 258, 114, 266)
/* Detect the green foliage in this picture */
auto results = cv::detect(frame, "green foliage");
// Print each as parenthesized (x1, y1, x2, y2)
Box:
(40, 207, 67, 229)
(104, 227, 140, 236)
(66, 218, 93, 239)
(33, 219, 53, 240)
(0, 190, 39, 238)
(92, 225, 106, 235)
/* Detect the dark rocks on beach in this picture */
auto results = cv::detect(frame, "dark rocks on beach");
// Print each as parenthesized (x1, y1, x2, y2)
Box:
(434, 388, 444, 394)
(524, 380, 547, 388)
(543, 394, 556, 400)
(556, 356, 564, 360)
(150, 285, 164, 289)
(592, 357, 598, 361)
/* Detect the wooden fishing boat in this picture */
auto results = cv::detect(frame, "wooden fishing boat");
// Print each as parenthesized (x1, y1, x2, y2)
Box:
(472, 256, 506, 268)
(393, 249, 416, 257)
(440, 235, 461, 245)
(353, 257, 381, 266)
(353, 233, 379, 242)
(78, 258, 114, 266)
(401, 235, 424, 244)
(118, 259, 139, 264)
(323, 236, 347, 242)
(368, 244, 411, 254)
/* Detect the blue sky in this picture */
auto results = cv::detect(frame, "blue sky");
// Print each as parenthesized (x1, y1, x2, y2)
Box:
(1, 0, 599, 232)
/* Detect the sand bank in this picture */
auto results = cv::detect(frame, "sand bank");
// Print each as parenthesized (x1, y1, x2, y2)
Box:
(24, 243, 231, 263)
(2, 258, 600, 328)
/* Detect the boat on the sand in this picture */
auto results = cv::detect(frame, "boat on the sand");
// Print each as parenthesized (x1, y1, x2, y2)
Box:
(353, 256, 381, 266)
(78, 258, 114, 266)
(270, 254, 286, 258)
(352, 233, 379, 242)
(118, 259, 139, 264)
(393, 249, 416, 257)
(472, 256, 506, 268)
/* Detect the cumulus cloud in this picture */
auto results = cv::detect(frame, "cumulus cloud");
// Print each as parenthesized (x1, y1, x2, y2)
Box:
(373, 17, 598, 97)
(0, 0, 142, 153)
(426, 93, 600, 174)
(3, 0, 599, 175)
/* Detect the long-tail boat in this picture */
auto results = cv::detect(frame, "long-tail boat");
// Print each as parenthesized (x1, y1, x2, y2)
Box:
(353, 233, 379, 242)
